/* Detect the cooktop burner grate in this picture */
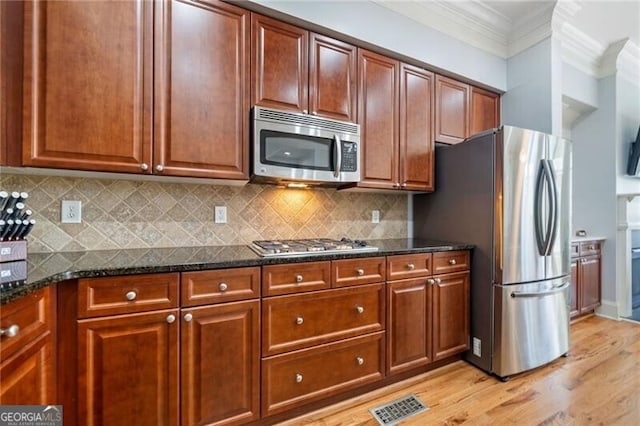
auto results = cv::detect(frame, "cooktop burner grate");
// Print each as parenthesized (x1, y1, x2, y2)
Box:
(251, 238, 378, 257)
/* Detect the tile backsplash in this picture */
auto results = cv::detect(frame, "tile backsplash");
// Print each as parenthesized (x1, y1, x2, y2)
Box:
(0, 173, 408, 253)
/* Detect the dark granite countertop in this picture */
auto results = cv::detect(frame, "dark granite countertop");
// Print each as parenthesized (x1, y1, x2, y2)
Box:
(0, 238, 473, 305)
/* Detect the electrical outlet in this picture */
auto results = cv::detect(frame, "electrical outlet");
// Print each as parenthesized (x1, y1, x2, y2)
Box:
(61, 200, 82, 224)
(371, 210, 380, 224)
(214, 206, 227, 224)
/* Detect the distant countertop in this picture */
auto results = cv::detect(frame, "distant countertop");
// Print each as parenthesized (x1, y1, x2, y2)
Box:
(0, 239, 473, 305)
(571, 236, 607, 243)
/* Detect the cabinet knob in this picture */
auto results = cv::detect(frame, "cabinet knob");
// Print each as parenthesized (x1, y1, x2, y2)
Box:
(356, 356, 364, 366)
(311, 111, 317, 116)
(295, 373, 303, 383)
(393, 182, 400, 188)
(295, 316, 304, 325)
(295, 274, 304, 283)
(166, 314, 176, 324)
(434, 278, 442, 284)
(356, 305, 364, 314)
(407, 263, 415, 271)
(219, 282, 228, 292)
(0, 324, 19, 337)
(140, 163, 149, 171)
(356, 268, 365, 276)
(589, 245, 595, 250)
(184, 313, 193, 322)
(155, 164, 164, 172)
(125, 291, 137, 301)
(427, 278, 435, 285)
(449, 259, 457, 265)
(401, 183, 407, 189)
(302, 109, 308, 114)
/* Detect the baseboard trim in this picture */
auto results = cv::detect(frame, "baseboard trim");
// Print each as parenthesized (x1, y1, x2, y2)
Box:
(595, 300, 619, 320)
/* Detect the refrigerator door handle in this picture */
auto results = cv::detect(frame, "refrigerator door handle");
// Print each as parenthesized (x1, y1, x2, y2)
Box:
(534, 161, 547, 256)
(510, 282, 570, 298)
(544, 160, 559, 256)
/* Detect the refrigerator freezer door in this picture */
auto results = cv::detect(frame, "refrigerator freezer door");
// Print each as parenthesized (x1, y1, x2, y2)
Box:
(499, 126, 546, 284)
(546, 135, 572, 279)
(492, 277, 570, 378)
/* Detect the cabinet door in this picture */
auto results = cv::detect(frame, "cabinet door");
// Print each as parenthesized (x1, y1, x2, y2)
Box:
(399, 64, 434, 191)
(580, 256, 601, 314)
(155, 0, 249, 179)
(0, 334, 55, 405)
(358, 49, 399, 189)
(309, 33, 357, 122)
(78, 310, 179, 426)
(435, 75, 469, 145)
(252, 14, 308, 112)
(386, 278, 432, 375)
(432, 272, 470, 361)
(570, 259, 580, 318)
(23, 0, 152, 173)
(181, 300, 260, 426)
(470, 86, 500, 136)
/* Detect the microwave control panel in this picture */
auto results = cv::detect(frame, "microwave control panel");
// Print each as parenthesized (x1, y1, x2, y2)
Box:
(341, 142, 358, 172)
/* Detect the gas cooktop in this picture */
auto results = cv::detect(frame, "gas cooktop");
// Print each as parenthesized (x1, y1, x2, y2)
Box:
(250, 238, 378, 257)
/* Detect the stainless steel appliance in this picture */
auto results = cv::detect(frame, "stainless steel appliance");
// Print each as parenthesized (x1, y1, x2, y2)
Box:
(252, 106, 360, 186)
(251, 238, 378, 258)
(413, 126, 572, 379)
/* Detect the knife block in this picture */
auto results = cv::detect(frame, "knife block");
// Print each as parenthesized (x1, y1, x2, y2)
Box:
(0, 240, 27, 262)
(0, 240, 27, 285)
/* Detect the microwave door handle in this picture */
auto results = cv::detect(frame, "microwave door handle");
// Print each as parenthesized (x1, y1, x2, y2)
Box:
(333, 135, 342, 178)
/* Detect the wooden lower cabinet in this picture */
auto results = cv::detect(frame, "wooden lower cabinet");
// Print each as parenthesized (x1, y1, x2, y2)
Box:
(181, 300, 260, 426)
(262, 332, 385, 416)
(77, 309, 180, 426)
(386, 278, 432, 374)
(0, 287, 55, 405)
(432, 272, 470, 361)
(570, 241, 603, 319)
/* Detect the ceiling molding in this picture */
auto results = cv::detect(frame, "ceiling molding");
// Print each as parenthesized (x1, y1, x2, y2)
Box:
(559, 22, 605, 76)
(507, 3, 556, 57)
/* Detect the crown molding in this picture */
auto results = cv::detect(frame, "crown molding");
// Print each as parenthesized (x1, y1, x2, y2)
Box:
(559, 22, 605, 76)
(508, 2, 557, 57)
(614, 40, 640, 82)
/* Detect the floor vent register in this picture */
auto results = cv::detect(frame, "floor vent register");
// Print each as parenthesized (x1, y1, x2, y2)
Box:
(369, 394, 429, 425)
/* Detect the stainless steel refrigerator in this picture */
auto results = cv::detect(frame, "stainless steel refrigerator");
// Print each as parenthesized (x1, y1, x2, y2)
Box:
(413, 126, 571, 379)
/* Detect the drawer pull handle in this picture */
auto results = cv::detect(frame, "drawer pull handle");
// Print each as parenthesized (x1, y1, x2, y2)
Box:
(407, 263, 415, 271)
(356, 306, 364, 314)
(0, 324, 19, 337)
(356, 356, 364, 366)
(295, 274, 304, 283)
(125, 291, 137, 301)
(295, 373, 303, 383)
(183, 313, 193, 322)
(589, 245, 595, 250)
(449, 259, 457, 265)
(295, 317, 304, 325)
(427, 278, 435, 285)
(219, 282, 228, 292)
(166, 314, 176, 324)
(434, 278, 442, 284)
(356, 268, 365, 276)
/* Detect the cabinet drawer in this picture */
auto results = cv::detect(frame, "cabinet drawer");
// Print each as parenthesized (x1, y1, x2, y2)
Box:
(182, 267, 260, 306)
(263, 261, 331, 296)
(0, 287, 53, 361)
(571, 243, 579, 258)
(387, 253, 432, 280)
(262, 331, 385, 416)
(579, 241, 601, 257)
(433, 251, 470, 274)
(78, 273, 179, 318)
(262, 284, 385, 356)
(332, 257, 385, 287)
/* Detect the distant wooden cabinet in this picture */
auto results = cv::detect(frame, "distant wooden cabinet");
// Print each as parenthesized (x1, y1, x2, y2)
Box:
(252, 14, 357, 122)
(570, 240, 603, 319)
(0, 287, 55, 405)
(181, 300, 260, 425)
(432, 271, 470, 360)
(435, 75, 500, 144)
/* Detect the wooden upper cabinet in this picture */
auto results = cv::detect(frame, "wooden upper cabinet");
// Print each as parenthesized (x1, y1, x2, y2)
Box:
(155, 0, 249, 179)
(435, 75, 469, 145)
(252, 14, 308, 112)
(23, 0, 153, 173)
(357, 49, 399, 189)
(309, 33, 357, 122)
(470, 86, 500, 136)
(399, 64, 435, 191)
(252, 14, 357, 122)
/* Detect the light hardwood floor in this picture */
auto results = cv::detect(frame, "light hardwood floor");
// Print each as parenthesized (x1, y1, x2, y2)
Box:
(283, 316, 640, 425)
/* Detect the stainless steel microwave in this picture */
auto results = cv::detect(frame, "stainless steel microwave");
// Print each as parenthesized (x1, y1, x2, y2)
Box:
(251, 106, 361, 186)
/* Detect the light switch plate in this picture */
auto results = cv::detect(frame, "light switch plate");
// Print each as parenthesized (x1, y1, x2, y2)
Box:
(372, 210, 380, 224)
(214, 206, 227, 224)
(61, 200, 82, 224)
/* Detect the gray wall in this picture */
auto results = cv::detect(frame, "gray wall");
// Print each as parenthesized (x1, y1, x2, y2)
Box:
(616, 75, 640, 195)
